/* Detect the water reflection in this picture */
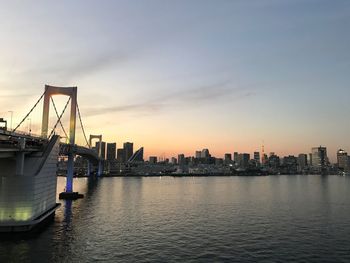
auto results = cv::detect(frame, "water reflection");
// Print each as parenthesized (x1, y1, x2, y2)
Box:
(1, 176, 350, 262)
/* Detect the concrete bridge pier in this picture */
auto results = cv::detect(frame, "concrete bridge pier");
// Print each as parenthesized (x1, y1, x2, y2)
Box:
(97, 160, 102, 176)
(87, 160, 92, 176)
(66, 153, 74, 193)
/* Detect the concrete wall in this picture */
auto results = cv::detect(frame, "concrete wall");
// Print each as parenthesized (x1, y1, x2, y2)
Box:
(0, 137, 59, 223)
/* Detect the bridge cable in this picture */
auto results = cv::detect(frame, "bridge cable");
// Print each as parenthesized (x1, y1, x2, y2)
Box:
(50, 97, 69, 140)
(48, 97, 71, 140)
(76, 102, 90, 148)
(13, 91, 46, 133)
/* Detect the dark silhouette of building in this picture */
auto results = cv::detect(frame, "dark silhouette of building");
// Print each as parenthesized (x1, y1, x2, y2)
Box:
(117, 148, 125, 163)
(298, 154, 308, 170)
(106, 143, 116, 161)
(123, 142, 133, 162)
(149, 156, 157, 164)
(129, 147, 144, 162)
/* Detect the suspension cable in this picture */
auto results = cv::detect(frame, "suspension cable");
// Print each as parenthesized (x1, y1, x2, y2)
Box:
(50, 97, 69, 140)
(76, 101, 90, 148)
(13, 91, 46, 133)
(48, 97, 71, 140)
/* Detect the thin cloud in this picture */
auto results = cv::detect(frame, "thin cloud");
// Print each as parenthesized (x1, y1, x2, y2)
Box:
(22, 50, 133, 81)
(83, 81, 254, 117)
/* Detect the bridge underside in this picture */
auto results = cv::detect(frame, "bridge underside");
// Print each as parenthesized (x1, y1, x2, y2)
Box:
(59, 144, 100, 165)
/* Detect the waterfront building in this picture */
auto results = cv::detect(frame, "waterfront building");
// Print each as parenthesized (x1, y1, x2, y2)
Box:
(178, 154, 185, 165)
(337, 149, 349, 171)
(149, 156, 157, 164)
(233, 152, 239, 163)
(282, 155, 298, 174)
(238, 153, 250, 169)
(224, 153, 232, 165)
(309, 153, 313, 167)
(106, 143, 116, 161)
(298, 154, 308, 170)
(129, 147, 144, 162)
(262, 153, 268, 166)
(311, 146, 328, 170)
(123, 142, 133, 162)
(216, 158, 224, 165)
(171, 157, 177, 164)
(117, 148, 125, 163)
(254, 152, 260, 164)
(201, 149, 210, 158)
(267, 154, 280, 172)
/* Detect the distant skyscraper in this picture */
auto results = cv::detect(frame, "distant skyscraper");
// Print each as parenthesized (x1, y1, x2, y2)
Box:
(238, 153, 250, 169)
(311, 146, 328, 170)
(224, 153, 232, 164)
(149, 156, 157, 164)
(123, 142, 133, 162)
(178, 154, 185, 165)
(129, 147, 144, 162)
(337, 149, 348, 170)
(201, 149, 210, 158)
(117, 148, 125, 163)
(95, 141, 106, 159)
(254, 152, 260, 164)
(171, 157, 177, 164)
(195, 151, 202, 159)
(233, 152, 239, 163)
(106, 143, 116, 161)
(298, 154, 308, 169)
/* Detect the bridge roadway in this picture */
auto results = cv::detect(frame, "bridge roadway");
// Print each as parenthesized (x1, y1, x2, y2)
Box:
(0, 129, 100, 165)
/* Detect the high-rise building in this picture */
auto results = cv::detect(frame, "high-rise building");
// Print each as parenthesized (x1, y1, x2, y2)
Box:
(224, 153, 232, 164)
(254, 152, 260, 164)
(178, 154, 185, 165)
(195, 151, 202, 159)
(309, 153, 313, 166)
(311, 146, 328, 169)
(298, 154, 308, 169)
(268, 154, 280, 170)
(123, 142, 133, 162)
(238, 153, 250, 169)
(233, 152, 239, 163)
(149, 156, 157, 164)
(282, 155, 298, 174)
(117, 148, 125, 163)
(129, 147, 144, 162)
(171, 157, 177, 164)
(201, 149, 210, 158)
(337, 149, 348, 170)
(106, 143, 116, 161)
(95, 141, 106, 159)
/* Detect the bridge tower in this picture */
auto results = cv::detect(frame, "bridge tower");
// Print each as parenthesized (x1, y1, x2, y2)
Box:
(41, 85, 77, 193)
(89, 134, 103, 176)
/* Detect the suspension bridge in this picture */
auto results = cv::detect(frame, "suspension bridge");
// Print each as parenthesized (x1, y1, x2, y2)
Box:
(0, 85, 104, 201)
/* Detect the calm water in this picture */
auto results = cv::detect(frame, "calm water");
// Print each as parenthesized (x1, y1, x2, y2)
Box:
(1, 175, 350, 262)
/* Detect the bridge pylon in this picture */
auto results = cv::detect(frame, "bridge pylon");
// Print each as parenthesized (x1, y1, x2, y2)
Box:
(41, 85, 81, 199)
(88, 135, 103, 176)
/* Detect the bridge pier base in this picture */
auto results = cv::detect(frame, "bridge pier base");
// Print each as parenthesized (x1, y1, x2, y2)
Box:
(59, 152, 84, 200)
(66, 153, 74, 193)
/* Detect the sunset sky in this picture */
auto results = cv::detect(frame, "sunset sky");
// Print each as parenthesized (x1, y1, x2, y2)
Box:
(1, 0, 349, 160)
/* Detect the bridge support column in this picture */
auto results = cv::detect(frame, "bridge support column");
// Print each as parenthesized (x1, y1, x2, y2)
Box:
(97, 161, 102, 176)
(87, 160, 91, 176)
(66, 153, 74, 193)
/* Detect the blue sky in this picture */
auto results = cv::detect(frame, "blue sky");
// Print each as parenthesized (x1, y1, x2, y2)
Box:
(1, 0, 349, 160)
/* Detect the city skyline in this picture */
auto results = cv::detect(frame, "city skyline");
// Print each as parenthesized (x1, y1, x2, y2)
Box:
(1, 0, 350, 161)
